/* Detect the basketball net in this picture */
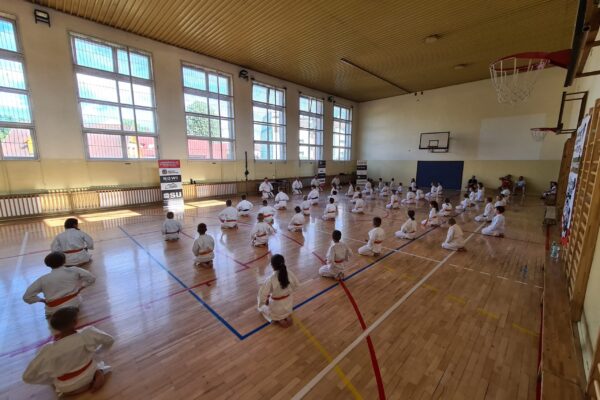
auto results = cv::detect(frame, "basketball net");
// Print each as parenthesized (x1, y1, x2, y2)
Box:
(489, 56, 549, 104)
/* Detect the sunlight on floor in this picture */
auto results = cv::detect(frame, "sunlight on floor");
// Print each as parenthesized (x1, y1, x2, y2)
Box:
(187, 200, 226, 208)
(43, 216, 81, 227)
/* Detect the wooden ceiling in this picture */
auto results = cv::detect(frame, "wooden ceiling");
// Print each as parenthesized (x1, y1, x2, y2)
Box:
(30, 0, 578, 102)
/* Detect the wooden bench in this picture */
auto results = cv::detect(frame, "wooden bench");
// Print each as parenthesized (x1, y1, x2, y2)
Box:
(544, 206, 557, 225)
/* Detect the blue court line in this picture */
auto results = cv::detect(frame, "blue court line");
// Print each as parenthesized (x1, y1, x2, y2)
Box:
(118, 226, 244, 340)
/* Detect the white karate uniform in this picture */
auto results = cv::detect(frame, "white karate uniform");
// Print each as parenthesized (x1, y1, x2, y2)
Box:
(390, 181, 398, 191)
(469, 191, 477, 206)
(386, 194, 400, 209)
(422, 208, 440, 226)
(323, 203, 337, 220)
(425, 185, 437, 199)
(410, 181, 417, 190)
(319, 242, 353, 278)
(237, 200, 254, 216)
(22, 326, 114, 396)
(311, 178, 320, 190)
(288, 213, 305, 232)
(352, 198, 365, 213)
(23, 266, 96, 317)
(495, 199, 507, 207)
(328, 194, 338, 204)
(501, 188, 511, 198)
(218, 206, 238, 228)
(257, 270, 300, 322)
(161, 219, 183, 240)
(358, 227, 385, 256)
(346, 184, 354, 197)
(352, 191, 360, 203)
(440, 203, 453, 216)
(251, 222, 275, 246)
(380, 186, 390, 197)
(192, 234, 215, 264)
(363, 182, 373, 196)
(442, 224, 466, 250)
(376, 181, 384, 193)
(259, 182, 274, 199)
(476, 188, 485, 202)
(395, 219, 417, 239)
(475, 203, 494, 222)
(482, 214, 505, 236)
(456, 198, 470, 210)
(397, 185, 403, 194)
(292, 180, 303, 195)
(274, 192, 290, 210)
(437, 184, 443, 195)
(259, 205, 276, 224)
(308, 189, 320, 205)
(402, 191, 416, 204)
(416, 189, 425, 200)
(51, 229, 94, 266)
(301, 200, 311, 216)
(331, 177, 341, 188)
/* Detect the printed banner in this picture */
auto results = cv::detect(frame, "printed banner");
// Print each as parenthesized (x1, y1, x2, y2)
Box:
(561, 114, 591, 244)
(158, 159, 184, 209)
(356, 160, 368, 187)
(318, 160, 326, 187)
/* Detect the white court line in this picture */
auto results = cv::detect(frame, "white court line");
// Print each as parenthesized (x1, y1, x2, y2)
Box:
(290, 222, 485, 400)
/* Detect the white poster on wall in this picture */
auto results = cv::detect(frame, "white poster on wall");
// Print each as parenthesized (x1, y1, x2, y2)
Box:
(158, 159, 184, 210)
(318, 160, 326, 188)
(561, 114, 590, 244)
(357, 160, 368, 187)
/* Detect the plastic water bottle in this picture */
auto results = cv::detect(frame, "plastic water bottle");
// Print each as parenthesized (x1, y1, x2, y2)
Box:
(550, 241, 560, 260)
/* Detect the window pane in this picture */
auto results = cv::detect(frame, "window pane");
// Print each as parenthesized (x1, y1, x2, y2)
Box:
(212, 141, 222, 159)
(253, 105, 267, 122)
(74, 37, 114, 72)
(208, 74, 218, 93)
(126, 135, 139, 159)
(209, 118, 220, 137)
(0, 128, 34, 158)
(0, 91, 31, 123)
(76, 73, 118, 102)
(188, 138, 210, 159)
(299, 129, 309, 144)
(333, 134, 340, 147)
(208, 98, 219, 116)
(219, 99, 231, 117)
(218, 76, 229, 95)
(184, 93, 208, 114)
(333, 148, 339, 160)
(299, 97, 309, 112)
(182, 67, 206, 90)
(252, 84, 267, 102)
(118, 81, 133, 104)
(132, 84, 152, 107)
(0, 59, 26, 89)
(0, 20, 18, 52)
(270, 144, 284, 160)
(299, 115, 309, 129)
(268, 109, 283, 124)
(254, 143, 268, 160)
(186, 115, 209, 136)
(253, 124, 269, 141)
(81, 102, 120, 130)
(299, 145, 308, 160)
(221, 140, 233, 160)
(126, 135, 156, 159)
(129, 53, 150, 79)
(117, 49, 130, 75)
(220, 119, 232, 139)
(121, 107, 135, 131)
(333, 106, 340, 119)
(87, 133, 123, 158)
(309, 146, 316, 160)
(135, 109, 155, 133)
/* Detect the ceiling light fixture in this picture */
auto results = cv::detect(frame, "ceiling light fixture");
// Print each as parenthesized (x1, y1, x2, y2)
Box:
(424, 34, 441, 44)
(340, 58, 410, 93)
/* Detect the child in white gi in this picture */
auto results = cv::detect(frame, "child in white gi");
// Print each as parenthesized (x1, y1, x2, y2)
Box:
(292, 178, 303, 195)
(218, 199, 238, 229)
(310, 175, 320, 191)
(395, 210, 418, 239)
(425, 182, 438, 200)
(468, 188, 478, 206)
(259, 178, 274, 199)
(162, 211, 182, 241)
(397, 182, 403, 194)
(23, 252, 96, 318)
(328, 190, 339, 204)
(274, 188, 289, 210)
(363, 180, 373, 198)
(288, 206, 305, 232)
(352, 193, 366, 213)
(22, 307, 113, 396)
(482, 206, 506, 237)
(323, 197, 338, 221)
(259, 200, 276, 225)
(416, 188, 425, 201)
(319, 230, 353, 279)
(51, 218, 94, 266)
(476, 183, 485, 202)
(402, 189, 416, 204)
(456, 193, 470, 211)
(352, 187, 361, 203)
(192, 223, 215, 267)
(346, 183, 354, 197)
(386, 190, 400, 209)
(257, 254, 299, 327)
(308, 185, 320, 205)
(380, 183, 390, 197)
(375, 178, 384, 194)
(237, 194, 253, 217)
(390, 178, 398, 191)
(475, 197, 494, 222)
(495, 194, 507, 207)
(358, 217, 385, 257)
(301, 195, 311, 216)
(410, 178, 417, 191)
(422, 201, 441, 227)
(440, 198, 453, 217)
(442, 218, 466, 251)
(251, 213, 276, 246)
(436, 182, 443, 196)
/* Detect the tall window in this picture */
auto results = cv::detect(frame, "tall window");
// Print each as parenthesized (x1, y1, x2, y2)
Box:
(298, 95, 323, 161)
(0, 17, 36, 159)
(333, 105, 352, 161)
(253, 82, 285, 160)
(182, 65, 234, 160)
(70, 34, 157, 160)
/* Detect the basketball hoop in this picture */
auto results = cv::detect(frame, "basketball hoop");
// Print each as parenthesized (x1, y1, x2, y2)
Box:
(530, 127, 556, 142)
(489, 50, 571, 105)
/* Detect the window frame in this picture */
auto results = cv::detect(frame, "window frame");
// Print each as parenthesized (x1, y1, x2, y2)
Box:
(252, 81, 286, 161)
(0, 14, 38, 160)
(332, 104, 352, 161)
(69, 32, 159, 161)
(298, 94, 324, 162)
(181, 62, 235, 161)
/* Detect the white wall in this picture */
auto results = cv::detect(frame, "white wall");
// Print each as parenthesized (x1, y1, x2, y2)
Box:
(0, 0, 357, 193)
(357, 67, 571, 192)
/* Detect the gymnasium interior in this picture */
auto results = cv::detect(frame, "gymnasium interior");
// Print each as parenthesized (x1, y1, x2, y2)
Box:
(1, 0, 600, 399)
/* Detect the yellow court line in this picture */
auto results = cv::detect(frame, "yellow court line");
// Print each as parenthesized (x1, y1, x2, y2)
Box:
(446, 295, 466, 305)
(422, 284, 439, 292)
(512, 322, 539, 337)
(476, 308, 499, 320)
(292, 316, 364, 400)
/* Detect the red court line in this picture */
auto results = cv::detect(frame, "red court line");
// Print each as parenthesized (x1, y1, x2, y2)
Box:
(312, 251, 326, 264)
(339, 280, 386, 400)
(278, 231, 305, 246)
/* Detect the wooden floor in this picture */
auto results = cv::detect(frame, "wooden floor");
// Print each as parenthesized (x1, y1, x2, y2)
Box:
(0, 189, 547, 399)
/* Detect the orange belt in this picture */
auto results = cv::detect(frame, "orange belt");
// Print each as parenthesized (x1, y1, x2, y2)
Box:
(334, 259, 345, 263)
(263, 214, 272, 218)
(46, 289, 82, 308)
(198, 250, 213, 255)
(57, 360, 93, 382)
(63, 248, 84, 254)
(271, 294, 290, 301)
(374, 240, 383, 244)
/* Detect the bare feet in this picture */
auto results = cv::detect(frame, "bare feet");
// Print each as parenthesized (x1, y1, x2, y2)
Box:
(277, 317, 293, 328)
(90, 370, 106, 392)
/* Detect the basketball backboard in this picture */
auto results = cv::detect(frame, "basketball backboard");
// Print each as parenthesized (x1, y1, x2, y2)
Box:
(419, 132, 450, 153)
